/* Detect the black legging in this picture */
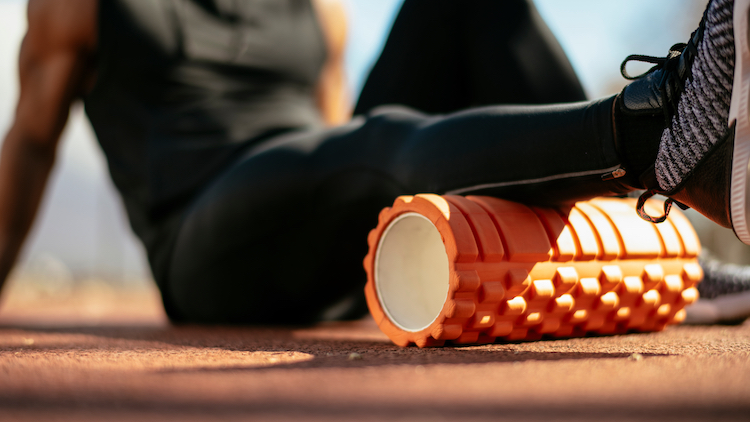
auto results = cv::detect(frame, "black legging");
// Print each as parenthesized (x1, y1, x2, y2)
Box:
(355, 0, 586, 114)
(163, 0, 625, 324)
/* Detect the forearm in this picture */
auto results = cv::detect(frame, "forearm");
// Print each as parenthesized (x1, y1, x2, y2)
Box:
(0, 0, 97, 293)
(0, 126, 56, 286)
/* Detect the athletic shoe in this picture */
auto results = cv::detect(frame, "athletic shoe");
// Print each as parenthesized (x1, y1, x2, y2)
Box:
(684, 253, 750, 324)
(617, 0, 750, 245)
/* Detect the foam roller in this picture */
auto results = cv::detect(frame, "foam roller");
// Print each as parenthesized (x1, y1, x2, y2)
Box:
(363, 195, 702, 347)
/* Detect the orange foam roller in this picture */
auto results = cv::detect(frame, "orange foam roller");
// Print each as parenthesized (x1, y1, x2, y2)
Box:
(363, 195, 702, 347)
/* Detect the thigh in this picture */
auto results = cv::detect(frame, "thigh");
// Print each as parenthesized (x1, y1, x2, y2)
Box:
(354, 0, 586, 115)
(164, 118, 418, 324)
(163, 98, 620, 324)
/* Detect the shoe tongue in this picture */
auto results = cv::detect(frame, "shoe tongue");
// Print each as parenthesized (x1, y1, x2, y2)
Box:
(615, 88, 666, 189)
(621, 69, 665, 113)
(638, 164, 660, 191)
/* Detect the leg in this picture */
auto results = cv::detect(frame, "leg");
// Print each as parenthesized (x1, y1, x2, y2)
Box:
(354, 0, 586, 115)
(165, 124, 408, 323)
(165, 97, 623, 324)
(163, 0, 750, 325)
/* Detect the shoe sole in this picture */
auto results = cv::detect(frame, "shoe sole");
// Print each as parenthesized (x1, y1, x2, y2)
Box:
(728, 0, 750, 243)
(364, 195, 702, 347)
(684, 290, 750, 324)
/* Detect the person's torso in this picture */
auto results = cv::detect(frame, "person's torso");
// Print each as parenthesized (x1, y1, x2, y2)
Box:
(84, 0, 327, 241)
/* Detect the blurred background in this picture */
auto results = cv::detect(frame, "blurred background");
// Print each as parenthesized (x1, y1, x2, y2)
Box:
(0, 0, 746, 310)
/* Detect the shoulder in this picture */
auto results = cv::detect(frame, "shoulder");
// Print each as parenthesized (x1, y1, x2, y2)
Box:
(25, 0, 97, 55)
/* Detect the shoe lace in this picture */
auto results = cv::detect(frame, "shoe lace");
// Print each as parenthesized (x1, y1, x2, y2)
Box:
(620, 9, 707, 224)
(620, 42, 694, 130)
(622, 45, 691, 223)
(635, 189, 675, 224)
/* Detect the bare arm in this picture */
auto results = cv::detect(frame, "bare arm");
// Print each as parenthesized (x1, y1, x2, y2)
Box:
(0, 0, 97, 290)
(312, 0, 351, 126)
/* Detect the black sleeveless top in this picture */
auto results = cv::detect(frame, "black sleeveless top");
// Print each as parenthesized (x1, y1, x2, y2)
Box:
(83, 0, 326, 273)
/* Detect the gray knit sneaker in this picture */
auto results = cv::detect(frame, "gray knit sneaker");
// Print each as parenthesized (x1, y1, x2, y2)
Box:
(617, 0, 750, 244)
(684, 253, 750, 324)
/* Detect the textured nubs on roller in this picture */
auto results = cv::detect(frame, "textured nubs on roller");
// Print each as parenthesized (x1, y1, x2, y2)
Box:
(363, 195, 703, 347)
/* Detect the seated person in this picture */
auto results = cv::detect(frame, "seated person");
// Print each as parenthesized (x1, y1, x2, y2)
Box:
(1, 0, 748, 324)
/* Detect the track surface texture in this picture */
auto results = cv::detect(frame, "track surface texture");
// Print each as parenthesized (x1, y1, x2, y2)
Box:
(0, 285, 749, 422)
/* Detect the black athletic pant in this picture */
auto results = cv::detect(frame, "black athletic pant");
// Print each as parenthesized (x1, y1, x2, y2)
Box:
(163, 0, 624, 324)
(354, 0, 586, 114)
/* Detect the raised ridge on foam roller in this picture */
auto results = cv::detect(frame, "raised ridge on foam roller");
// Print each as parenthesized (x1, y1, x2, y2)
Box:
(363, 195, 702, 347)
